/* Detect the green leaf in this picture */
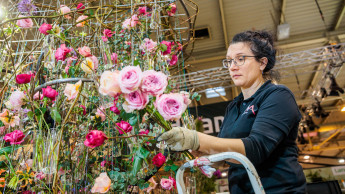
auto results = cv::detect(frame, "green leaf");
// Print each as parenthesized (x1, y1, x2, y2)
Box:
(133, 59, 140, 66)
(164, 165, 171, 172)
(171, 164, 179, 172)
(35, 107, 47, 116)
(167, 160, 173, 165)
(161, 44, 167, 52)
(137, 147, 149, 159)
(27, 111, 34, 120)
(0, 146, 22, 155)
(128, 115, 137, 126)
(50, 107, 62, 123)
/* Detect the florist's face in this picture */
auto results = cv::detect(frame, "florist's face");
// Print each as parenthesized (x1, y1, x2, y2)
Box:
(226, 42, 266, 89)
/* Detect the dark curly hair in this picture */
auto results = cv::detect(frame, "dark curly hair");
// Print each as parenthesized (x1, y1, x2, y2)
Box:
(231, 30, 280, 81)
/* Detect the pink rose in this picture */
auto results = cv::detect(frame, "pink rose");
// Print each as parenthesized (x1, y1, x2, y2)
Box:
(116, 121, 133, 135)
(16, 73, 34, 84)
(103, 29, 114, 38)
(3, 130, 25, 145)
(76, 15, 88, 27)
(80, 105, 86, 115)
(84, 130, 108, 148)
(16, 15, 33, 28)
(0, 109, 20, 127)
(60, 5, 71, 19)
(36, 172, 46, 180)
(167, 3, 177, 16)
(77, 3, 85, 13)
(99, 71, 121, 97)
(39, 23, 52, 35)
(63, 80, 82, 100)
(169, 176, 177, 189)
(110, 105, 120, 115)
(169, 55, 178, 66)
(138, 6, 146, 15)
(161, 41, 172, 55)
(152, 153, 166, 167)
(55, 44, 71, 61)
(95, 107, 106, 121)
(42, 86, 58, 101)
(100, 161, 107, 167)
(154, 93, 187, 121)
(9, 90, 26, 110)
(111, 53, 118, 64)
(180, 91, 191, 105)
(160, 178, 174, 190)
(139, 129, 149, 135)
(101, 36, 108, 42)
(122, 90, 149, 113)
(140, 38, 157, 53)
(33, 92, 43, 100)
(122, 19, 131, 29)
(122, 14, 140, 29)
(118, 66, 142, 93)
(141, 70, 168, 96)
(78, 46, 92, 57)
(91, 173, 111, 193)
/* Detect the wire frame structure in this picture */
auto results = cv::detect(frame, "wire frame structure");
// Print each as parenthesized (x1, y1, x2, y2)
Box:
(0, 0, 199, 193)
(172, 43, 345, 95)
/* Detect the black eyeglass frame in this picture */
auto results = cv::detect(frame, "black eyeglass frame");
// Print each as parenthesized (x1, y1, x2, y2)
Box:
(222, 55, 257, 68)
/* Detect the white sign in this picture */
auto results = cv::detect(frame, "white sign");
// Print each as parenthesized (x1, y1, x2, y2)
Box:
(331, 166, 345, 176)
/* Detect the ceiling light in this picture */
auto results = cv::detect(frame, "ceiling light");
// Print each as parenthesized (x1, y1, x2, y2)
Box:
(0, 6, 5, 20)
(277, 23, 290, 40)
(205, 87, 226, 98)
(339, 159, 345, 163)
(304, 155, 310, 159)
(221, 172, 227, 177)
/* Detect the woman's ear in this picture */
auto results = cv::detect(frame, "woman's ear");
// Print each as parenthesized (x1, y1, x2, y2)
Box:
(260, 57, 268, 71)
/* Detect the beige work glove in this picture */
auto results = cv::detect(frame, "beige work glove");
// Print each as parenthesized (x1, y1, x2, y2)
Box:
(157, 127, 199, 151)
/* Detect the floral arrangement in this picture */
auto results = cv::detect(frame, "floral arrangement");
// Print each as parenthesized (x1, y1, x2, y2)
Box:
(0, 0, 200, 193)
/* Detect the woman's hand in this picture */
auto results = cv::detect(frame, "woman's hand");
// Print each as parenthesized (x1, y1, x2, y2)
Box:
(157, 127, 199, 151)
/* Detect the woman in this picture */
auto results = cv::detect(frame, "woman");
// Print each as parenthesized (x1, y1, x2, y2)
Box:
(158, 30, 306, 193)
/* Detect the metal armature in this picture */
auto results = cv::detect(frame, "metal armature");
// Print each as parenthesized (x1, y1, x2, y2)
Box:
(172, 43, 345, 93)
(299, 43, 345, 152)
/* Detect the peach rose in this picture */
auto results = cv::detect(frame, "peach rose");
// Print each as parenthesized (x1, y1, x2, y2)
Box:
(60, 5, 71, 19)
(78, 46, 92, 57)
(80, 58, 95, 74)
(9, 90, 26, 110)
(99, 71, 121, 97)
(76, 15, 88, 27)
(91, 172, 111, 193)
(63, 80, 82, 100)
(0, 109, 20, 127)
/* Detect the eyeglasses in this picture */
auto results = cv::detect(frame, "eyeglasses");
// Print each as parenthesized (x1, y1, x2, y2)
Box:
(222, 56, 257, 68)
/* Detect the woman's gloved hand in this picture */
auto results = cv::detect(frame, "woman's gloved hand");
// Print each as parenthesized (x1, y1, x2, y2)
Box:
(157, 127, 199, 151)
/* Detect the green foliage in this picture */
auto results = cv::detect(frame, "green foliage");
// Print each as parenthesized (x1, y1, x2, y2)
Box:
(0, 146, 22, 155)
(50, 107, 62, 123)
